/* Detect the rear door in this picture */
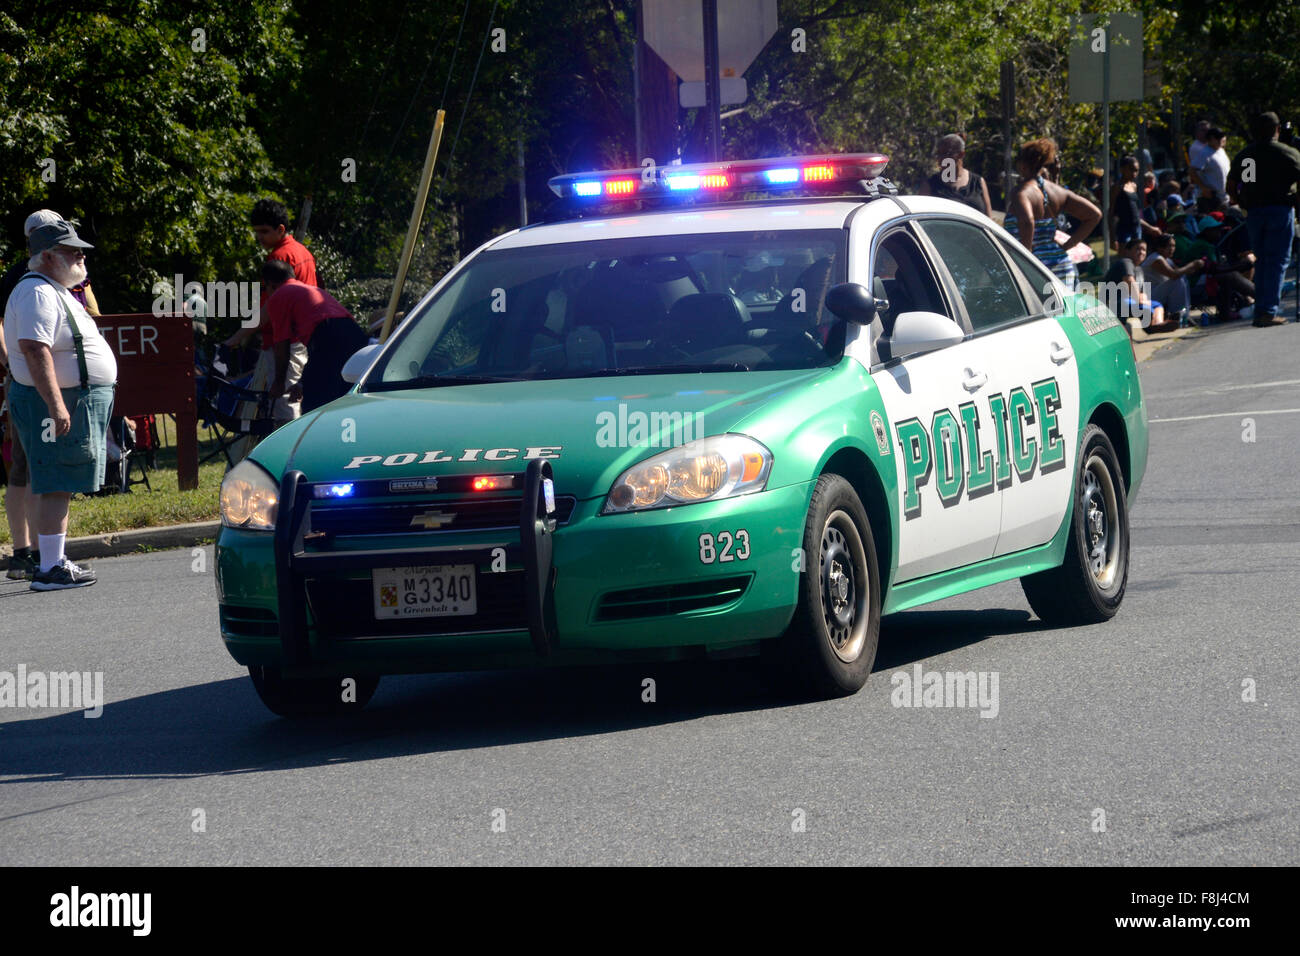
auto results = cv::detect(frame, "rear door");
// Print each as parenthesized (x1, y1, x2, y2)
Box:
(917, 217, 1081, 557)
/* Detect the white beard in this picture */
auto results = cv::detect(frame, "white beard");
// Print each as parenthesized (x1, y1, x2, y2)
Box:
(43, 255, 88, 288)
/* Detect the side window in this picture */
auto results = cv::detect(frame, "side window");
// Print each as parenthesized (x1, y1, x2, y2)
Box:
(996, 235, 1062, 314)
(920, 219, 1031, 332)
(869, 229, 949, 363)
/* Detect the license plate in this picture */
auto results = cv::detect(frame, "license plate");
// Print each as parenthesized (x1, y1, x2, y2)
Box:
(372, 564, 477, 619)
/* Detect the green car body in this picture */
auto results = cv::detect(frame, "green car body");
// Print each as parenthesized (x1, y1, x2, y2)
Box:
(215, 182, 1147, 705)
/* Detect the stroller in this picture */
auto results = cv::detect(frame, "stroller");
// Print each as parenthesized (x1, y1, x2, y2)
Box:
(197, 346, 279, 467)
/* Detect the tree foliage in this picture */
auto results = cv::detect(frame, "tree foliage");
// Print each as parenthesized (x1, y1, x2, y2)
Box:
(2, 0, 1297, 324)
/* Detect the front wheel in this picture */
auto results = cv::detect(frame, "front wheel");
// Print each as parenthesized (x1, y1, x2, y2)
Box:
(765, 474, 881, 698)
(1021, 424, 1129, 624)
(249, 667, 380, 717)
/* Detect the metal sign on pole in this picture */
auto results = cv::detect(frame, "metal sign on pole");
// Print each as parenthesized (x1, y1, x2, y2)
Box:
(643, 0, 777, 114)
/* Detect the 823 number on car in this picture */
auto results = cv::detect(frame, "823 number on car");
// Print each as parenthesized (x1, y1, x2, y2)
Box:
(699, 530, 750, 564)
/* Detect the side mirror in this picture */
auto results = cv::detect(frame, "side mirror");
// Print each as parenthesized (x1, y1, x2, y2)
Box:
(824, 282, 880, 325)
(341, 343, 382, 384)
(887, 311, 966, 359)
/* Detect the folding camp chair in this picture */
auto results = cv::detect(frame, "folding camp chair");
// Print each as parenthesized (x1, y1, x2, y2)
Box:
(197, 348, 278, 467)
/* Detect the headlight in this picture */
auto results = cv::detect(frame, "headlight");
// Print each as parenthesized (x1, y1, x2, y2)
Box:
(602, 435, 772, 514)
(220, 459, 279, 530)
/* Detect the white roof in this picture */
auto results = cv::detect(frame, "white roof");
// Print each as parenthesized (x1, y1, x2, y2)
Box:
(492, 199, 874, 248)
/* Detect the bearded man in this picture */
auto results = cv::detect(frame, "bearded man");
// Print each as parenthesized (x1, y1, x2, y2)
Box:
(2, 221, 117, 590)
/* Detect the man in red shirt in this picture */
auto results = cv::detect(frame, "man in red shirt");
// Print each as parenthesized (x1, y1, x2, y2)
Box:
(222, 199, 316, 438)
(263, 260, 369, 412)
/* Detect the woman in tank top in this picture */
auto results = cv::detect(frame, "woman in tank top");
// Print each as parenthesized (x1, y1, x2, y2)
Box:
(919, 134, 992, 217)
(1004, 138, 1102, 293)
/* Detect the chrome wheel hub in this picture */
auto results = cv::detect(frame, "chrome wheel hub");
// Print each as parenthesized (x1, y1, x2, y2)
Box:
(820, 510, 869, 662)
(1081, 456, 1122, 590)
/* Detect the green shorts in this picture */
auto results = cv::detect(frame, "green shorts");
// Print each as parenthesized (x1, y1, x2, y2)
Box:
(7, 381, 115, 495)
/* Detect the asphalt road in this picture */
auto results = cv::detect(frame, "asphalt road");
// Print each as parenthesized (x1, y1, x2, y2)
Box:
(2, 319, 1298, 866)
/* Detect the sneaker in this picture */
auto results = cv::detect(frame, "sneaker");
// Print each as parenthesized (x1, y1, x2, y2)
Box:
(5, 552, 37, 580)
(29, 558, 97, 591)
(1253, 314, 1287, 327)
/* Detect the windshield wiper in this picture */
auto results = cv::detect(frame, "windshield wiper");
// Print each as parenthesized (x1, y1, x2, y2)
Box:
(363, 374, 522, 392)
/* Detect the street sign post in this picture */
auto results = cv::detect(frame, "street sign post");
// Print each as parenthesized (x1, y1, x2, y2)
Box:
(1070, 12, 1144, 278)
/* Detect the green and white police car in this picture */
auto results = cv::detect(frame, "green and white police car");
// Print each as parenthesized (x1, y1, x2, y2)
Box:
(216, 154, 1147, 716)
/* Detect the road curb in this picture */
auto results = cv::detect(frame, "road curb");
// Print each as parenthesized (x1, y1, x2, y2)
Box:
(1131, 318, 1198, 363)
(2, 520, 220, 562)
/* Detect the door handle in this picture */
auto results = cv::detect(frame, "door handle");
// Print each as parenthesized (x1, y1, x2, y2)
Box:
(1050, 342, 1073, 364)
(961, 368, 988, 391)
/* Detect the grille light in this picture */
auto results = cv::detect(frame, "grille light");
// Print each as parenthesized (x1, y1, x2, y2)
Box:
(313, 483, 355, 499)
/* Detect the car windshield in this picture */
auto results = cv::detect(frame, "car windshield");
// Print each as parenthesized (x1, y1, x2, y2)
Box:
(364, 230, 846, 389)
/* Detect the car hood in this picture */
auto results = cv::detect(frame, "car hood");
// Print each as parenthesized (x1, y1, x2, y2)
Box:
(251, 369, 830, 500)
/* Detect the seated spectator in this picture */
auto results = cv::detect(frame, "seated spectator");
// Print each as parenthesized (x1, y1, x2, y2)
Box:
(1142, 235, 1202, 324)
(1104, 239, 1171, 332)
(1196, 215, 1257, 320)
(1167, 211, 1216, 260)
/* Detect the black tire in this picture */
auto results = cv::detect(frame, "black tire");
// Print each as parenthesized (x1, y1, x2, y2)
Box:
(1021, 424, 1129, 624)
(765, 474, 881, 698)
(249, 666, 380, 717)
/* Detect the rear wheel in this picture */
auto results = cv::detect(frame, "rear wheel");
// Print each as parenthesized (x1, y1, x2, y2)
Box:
(765, 474, 881, 697)
(249, 667, 380, 717)
(1021, 425, 1129, 624)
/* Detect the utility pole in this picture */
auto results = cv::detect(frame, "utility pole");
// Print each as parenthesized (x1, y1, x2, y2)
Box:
(702, 0, 721, 162)
(1101, 33, 1112, 276)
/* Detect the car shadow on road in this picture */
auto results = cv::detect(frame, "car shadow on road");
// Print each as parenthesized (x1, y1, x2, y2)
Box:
(0, 607, 1036, 786)
(877, 607, 1038, 670)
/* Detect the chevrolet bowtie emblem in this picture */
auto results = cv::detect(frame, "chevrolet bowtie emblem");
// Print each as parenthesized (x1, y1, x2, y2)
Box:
(410, 509, 455, 530)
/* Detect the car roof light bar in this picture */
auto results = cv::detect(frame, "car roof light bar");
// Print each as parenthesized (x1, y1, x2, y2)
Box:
(547, 153, 892, 203)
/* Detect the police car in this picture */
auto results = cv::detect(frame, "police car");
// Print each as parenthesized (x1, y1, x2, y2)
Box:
(216, 154, 1147, 716)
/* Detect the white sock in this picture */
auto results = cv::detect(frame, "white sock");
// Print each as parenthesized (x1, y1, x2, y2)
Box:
(38, 534, 65, 573)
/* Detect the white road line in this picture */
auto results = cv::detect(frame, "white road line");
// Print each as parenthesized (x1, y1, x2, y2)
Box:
(1150, 407, 1300, 423)
(1146, 379, 1300, 400)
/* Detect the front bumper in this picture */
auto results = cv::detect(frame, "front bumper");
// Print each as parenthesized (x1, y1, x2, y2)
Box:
(216, 474, 811, 675)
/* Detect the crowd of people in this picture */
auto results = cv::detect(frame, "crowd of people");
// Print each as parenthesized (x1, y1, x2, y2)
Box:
(1, 199, 369, 590)
(919, 111, 1300, 332)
